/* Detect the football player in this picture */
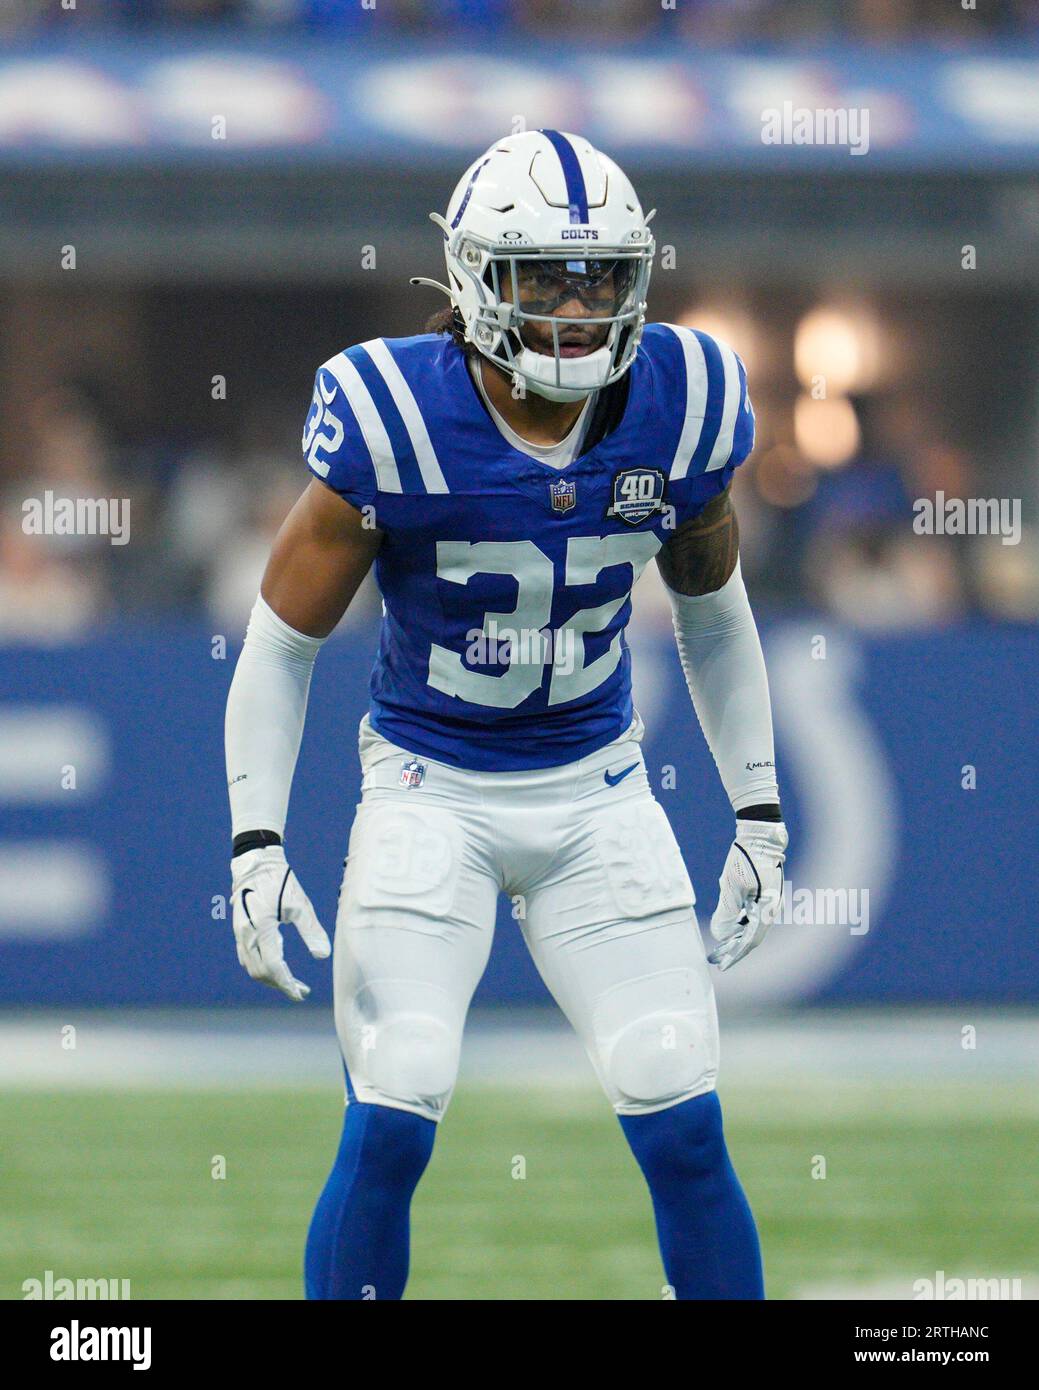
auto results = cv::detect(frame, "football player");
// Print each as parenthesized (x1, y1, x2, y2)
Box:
(224, 130, 787, 1300)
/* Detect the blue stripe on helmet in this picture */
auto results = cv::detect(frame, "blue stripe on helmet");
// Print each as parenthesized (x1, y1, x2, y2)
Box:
(539, 129, 590, 224)
(450, 157, 490, 231)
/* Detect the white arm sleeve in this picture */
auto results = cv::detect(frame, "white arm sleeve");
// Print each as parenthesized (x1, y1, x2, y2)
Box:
(664, 556, 780, 812)
(224, 594, 326, 839)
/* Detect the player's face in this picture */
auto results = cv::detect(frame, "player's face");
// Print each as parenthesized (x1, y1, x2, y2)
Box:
(504, 257, 636, 358)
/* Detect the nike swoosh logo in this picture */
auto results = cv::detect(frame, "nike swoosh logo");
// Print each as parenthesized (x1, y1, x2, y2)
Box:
(604, 763, 638, 787)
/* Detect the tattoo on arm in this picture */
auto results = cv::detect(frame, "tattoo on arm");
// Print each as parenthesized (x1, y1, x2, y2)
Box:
(656, 485, 740, 596)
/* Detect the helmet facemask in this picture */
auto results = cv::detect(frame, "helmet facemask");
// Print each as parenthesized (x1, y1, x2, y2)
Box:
(456, 239, 654, 403)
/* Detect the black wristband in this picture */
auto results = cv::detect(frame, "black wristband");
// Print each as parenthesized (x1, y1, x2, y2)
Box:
(232, 829, 283, 857)
(737, 803, 783, 823)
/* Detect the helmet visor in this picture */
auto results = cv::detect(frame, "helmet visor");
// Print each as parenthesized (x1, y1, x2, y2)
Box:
(493, 255, 640, 319)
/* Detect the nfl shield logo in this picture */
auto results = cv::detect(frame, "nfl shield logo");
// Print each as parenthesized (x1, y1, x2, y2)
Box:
(549, 479, 576, 513)
(399, 758, 426, 789)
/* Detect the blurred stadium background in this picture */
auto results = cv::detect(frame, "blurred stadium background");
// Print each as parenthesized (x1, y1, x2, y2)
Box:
(2, 0, 1038, 1301)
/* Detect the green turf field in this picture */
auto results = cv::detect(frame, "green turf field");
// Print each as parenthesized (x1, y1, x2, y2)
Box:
(4, 1081, 1038, 1300)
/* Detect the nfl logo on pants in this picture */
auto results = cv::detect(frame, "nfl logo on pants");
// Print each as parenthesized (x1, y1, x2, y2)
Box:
(399, 758, 426, 789)
(549, 479, 576, 513)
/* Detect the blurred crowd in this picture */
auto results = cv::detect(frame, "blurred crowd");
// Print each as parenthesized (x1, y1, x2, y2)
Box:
(4, 0, 1039, 43)
(730, 400, 1037, 634)
(0, 377, 331, 641)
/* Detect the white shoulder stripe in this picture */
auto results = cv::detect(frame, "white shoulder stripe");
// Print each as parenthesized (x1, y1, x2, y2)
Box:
(322, 352, 402, 494)
(661, 323, 707, 481)
(706, 338, 741, 473)
(363, 339, 449, 495)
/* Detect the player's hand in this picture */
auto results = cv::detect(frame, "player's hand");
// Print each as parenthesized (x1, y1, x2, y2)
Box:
(707, 820, 788, 972)
(229, 846, 330, 1001)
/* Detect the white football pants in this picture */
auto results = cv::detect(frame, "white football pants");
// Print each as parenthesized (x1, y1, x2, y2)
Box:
(333, 714, 720, 1121)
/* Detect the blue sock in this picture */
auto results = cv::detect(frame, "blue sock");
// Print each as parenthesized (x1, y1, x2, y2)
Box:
(619, 1091, 764, 1299)
(304, 1101, 436, 1300)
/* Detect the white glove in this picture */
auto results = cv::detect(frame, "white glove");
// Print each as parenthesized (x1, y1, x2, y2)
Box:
(229, 846, 331, 1001)
(708, 819, 788, 972)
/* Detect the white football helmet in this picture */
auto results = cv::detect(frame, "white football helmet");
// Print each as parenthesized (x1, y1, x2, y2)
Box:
(413, 129, 655, 403)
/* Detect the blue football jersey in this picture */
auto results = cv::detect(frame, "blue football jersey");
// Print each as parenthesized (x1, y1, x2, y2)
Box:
(301, 323, 754, 771)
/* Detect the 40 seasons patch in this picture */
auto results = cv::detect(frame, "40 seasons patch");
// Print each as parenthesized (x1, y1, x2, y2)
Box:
(606, 468, 666, 525)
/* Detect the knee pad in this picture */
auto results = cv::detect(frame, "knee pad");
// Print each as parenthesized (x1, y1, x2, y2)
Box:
(595, 969, 717, 1110)
(359, 1004, 459, 1106)
(605, 1009, 712, 1107)
(340, 979, 462, 1120)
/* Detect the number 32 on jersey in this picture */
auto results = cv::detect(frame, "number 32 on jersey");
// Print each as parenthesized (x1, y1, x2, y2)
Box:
(428, 533, 660, 709)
